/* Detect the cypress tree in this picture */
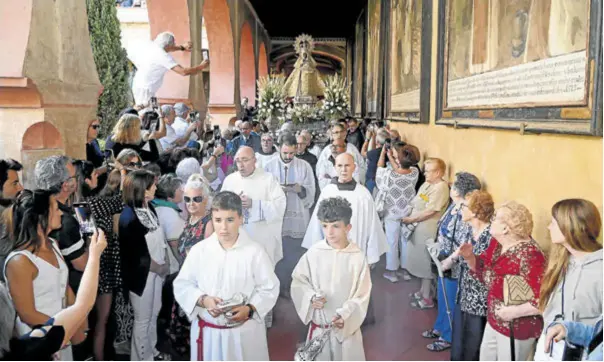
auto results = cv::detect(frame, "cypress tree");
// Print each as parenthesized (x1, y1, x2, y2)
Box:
(86, 0, 132, 138)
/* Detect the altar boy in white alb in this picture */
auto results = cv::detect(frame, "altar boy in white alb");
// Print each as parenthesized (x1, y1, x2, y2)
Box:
(303, 153, 388, 265)
(173, 191, 279, 361)
(264, 132, 315, 238)
(221, 146, 287, 265)
(292, 197, 372, 361)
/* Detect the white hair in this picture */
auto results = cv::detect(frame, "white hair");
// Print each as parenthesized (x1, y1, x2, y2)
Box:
(154, 32, 176, 49)
(161, 104, 174, 116)
(185, 174, 212, 210)
(176, 158, 200, 185)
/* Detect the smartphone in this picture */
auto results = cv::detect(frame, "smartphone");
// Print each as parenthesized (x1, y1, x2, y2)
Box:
(202, 49, 209, 62)
(150, 96, 158, 110)
(73, 202, 96, 236)
(213, 125, 220, 140)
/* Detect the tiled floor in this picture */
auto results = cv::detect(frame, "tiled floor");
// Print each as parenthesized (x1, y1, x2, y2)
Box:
(267, 261, 450, 361)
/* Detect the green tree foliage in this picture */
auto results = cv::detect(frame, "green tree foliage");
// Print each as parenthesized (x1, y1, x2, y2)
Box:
(86, 0, 132, 138)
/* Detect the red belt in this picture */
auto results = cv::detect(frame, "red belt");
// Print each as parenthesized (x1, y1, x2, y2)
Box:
(196, 317, 235, 361)
(308, 321, 330, 340)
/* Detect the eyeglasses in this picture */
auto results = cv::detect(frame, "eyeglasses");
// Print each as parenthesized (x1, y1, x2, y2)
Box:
(126, 162, 142, 168)
(184, 196, 204, 203)
(91, 125, 101, 130)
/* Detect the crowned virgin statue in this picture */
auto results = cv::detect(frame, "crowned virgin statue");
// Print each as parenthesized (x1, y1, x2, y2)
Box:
(284, 34, 325, 104)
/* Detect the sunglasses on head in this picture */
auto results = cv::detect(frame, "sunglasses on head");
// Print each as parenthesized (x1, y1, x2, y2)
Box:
(184, 196, 204, 203)
(91, 125, 101, 130)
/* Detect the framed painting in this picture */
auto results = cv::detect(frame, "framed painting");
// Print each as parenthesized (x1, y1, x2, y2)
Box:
(353, 13, 365, 117)
(435, 0, 603, 136)
(386, 0, 433, 123)
(365, 0, 382, 117)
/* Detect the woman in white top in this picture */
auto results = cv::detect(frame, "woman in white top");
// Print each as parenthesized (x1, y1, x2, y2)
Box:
(119, 170, 170, 361)
(4, 189, 87, 360)
(375, 142, 419, 283)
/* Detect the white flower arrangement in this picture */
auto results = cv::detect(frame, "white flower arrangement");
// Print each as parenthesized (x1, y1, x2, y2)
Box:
(286, 104, 323, 124)
(321, 74, 351, 120)
(256, 74, 287, 121)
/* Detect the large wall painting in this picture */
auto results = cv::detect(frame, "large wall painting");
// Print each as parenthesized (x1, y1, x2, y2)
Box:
(387, 0, 432, 122)
(353, 16, 365, 116)
(436, 0, 602, 136)
(365, 0, 381, 116)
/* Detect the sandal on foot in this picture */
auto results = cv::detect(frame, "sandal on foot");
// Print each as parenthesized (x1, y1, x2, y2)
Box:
(427, 339, 451, 352)
(411, 298, 435, 309)
(409, 291, 422, 301)
(421, 329, 441, 339)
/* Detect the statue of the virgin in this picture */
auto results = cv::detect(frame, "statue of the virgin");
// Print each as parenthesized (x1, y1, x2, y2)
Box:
(283, 34, 325, 104)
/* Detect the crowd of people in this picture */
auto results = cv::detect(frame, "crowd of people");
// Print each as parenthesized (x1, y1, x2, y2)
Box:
(0, 106, 602, 362)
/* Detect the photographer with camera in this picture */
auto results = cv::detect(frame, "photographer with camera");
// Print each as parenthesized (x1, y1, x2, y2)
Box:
(159, 104, 201, 151)
(106, 113, 160, 163)
(364, 127, 391, 194)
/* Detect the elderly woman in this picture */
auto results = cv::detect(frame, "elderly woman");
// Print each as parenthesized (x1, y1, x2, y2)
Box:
(402, 158, 450, 309)
(448, 190, 494, 360)
(105, 113, 160, 162)
(168, 174, 213, 359)
(534, 199, 602, 360)
(421, 172, 481, 352)
(458, 201, 546, 361)
(0, 228, 106, 360)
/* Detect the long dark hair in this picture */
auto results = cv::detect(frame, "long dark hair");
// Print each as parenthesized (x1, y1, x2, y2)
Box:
(10, 189, 55, 253)
(72, 160, 96, 202)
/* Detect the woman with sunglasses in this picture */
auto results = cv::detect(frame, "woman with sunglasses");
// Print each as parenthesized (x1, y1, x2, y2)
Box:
(167, 174, 213, 359)
(86, 120, 109, 192)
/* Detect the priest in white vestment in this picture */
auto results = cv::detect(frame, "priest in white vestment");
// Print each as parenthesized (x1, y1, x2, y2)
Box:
(303, 153, 388, 265)
(317, 123, 366, 184)
(255, 133, 278, 169)
(316, 140, 363, 190)
(263, 133, 316, 238)
(173, 191, 279, 361)
(292, 196, 372, 361)
(221, 146, 286, 265)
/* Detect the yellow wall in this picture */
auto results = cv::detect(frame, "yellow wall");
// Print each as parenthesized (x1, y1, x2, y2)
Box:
(391, 4, 603, 247)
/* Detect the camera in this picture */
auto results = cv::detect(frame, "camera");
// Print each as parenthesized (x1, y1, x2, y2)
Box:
(384, 137, 392, 150)
(150, 96, 158, 110)
(189, 110, 199, 120)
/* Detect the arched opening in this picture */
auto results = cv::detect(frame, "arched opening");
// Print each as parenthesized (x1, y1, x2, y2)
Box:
(239, 22, 256, 106)
(258, 42, 269, 79)
(21, 122, 65, 189)
(203, 0, 235, 105)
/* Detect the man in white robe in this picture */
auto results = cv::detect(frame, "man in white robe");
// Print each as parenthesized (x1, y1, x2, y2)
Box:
(303, 153, 388, 265)
(221, 146, 286, 266)
(317, 123, 366, 184)
(316, 140, 362, 190)
(174, 191, 279, 361)
(255, 133, 278, 169)
(264, 133, 315, 238)
(264, 132, 315, 298)
(292, 196, 372, 361)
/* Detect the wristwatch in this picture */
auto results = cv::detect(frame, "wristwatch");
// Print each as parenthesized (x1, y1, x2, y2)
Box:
(246, 304, 254, 318)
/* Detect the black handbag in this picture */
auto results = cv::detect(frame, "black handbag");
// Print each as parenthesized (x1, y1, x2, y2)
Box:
(553, 275, 585, 361)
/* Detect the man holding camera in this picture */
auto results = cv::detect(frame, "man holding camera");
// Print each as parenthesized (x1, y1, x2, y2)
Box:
(365, 127, 392, 194)
(130, 32, 209, 108)
(159, 104, 201, 150)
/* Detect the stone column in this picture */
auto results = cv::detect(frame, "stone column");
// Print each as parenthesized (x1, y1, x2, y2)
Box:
(0, 0, 102, 189)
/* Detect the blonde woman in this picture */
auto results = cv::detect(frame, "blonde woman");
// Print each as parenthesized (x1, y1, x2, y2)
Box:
(458, 201, 546, 361)
(402, 157, 450, 309)
(106, 114, 159, 162)
(534, 199, 602, 360)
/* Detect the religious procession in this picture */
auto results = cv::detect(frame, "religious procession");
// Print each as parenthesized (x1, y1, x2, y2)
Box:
(0, 0, 602, 361)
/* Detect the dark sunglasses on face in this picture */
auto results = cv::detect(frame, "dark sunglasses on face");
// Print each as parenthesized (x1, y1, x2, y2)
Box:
(91, 125, 101, 130)
(184, 196, 204, 203)
(126, 162, 142, 168)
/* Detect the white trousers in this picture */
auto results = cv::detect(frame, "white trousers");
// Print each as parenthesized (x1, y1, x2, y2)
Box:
(479, 322, 536, 361)
(130, 272, 163, 361)
(384, 218, 408, 271)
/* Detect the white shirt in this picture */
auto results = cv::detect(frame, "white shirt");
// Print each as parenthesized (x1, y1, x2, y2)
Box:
(129, 41, 178, 105)
(136, 208, 168, 264)
(173, 116, 198, 141)
(159, 123, 179, 150)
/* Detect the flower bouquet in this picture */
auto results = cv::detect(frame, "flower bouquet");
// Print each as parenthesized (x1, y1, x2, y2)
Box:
(256, 74, 287, 129)
(321, 74, 350, 121)
(286, 104, 323, 124)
